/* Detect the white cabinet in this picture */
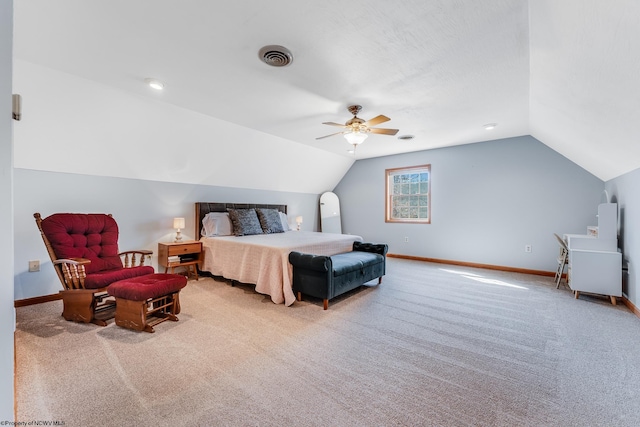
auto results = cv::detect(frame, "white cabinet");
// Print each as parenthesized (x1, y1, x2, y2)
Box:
(568, 249, 621, 304)
(564, 203, 621, 305)
(594, 202, 617, 240)
(564, 203, 617, 251)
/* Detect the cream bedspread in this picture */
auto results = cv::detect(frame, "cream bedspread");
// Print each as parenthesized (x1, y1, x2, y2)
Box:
(200, 231, 363, 306)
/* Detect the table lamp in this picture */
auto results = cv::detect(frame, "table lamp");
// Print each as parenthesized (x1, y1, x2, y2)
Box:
(173, 217, 185, 242)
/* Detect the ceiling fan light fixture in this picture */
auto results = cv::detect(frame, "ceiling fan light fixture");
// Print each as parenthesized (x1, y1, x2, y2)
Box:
(344, 131, 368, 145)
(316, 105, 398, 143)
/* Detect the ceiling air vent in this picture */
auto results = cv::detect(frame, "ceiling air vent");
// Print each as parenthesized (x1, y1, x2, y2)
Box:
(397, 135, 415, 141)
(259, 45, 293, 67)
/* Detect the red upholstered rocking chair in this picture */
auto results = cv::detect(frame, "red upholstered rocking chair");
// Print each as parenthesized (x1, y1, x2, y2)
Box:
(34, 212, 154, 326)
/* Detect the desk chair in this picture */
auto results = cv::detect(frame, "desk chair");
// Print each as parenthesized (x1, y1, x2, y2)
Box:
(554, 233, 569, 289)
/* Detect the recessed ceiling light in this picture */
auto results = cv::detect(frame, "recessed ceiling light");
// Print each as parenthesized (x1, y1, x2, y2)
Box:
(483, 123, 497, 130)
(144, 78, 164, 90)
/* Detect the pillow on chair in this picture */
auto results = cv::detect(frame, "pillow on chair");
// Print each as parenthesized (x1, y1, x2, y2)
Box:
(40, 213, 123, 274)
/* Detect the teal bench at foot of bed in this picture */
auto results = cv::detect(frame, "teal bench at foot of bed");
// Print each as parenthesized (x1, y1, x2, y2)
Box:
(289, 242, 388, 310)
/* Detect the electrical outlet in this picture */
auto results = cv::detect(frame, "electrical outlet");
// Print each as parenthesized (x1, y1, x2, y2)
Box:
(28, 260, 40, 272)
(404, 237, 409, 243)
(525, 245, 532, 253)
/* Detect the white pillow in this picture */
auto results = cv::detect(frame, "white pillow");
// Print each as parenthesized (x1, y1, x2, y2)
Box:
(279, 211, 293, 231)
(202, 212, 233, 236)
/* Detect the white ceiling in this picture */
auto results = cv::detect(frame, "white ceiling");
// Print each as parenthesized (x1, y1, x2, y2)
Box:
(12, 0, 640, 181)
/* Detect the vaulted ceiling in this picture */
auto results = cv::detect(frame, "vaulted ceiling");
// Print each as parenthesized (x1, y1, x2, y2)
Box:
(12, 1, 640, 182)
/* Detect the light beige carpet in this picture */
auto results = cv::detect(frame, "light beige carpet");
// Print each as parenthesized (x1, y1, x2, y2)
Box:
(15, 258, 640, 426)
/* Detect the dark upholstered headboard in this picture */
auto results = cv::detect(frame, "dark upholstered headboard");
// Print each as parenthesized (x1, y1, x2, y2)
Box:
(195, 202, 287, 238)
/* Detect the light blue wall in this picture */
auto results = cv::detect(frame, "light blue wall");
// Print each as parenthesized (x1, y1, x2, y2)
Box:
(14, 168, 321, 300)
(335, 136, 604, 272)
(606, 167, 640, 308)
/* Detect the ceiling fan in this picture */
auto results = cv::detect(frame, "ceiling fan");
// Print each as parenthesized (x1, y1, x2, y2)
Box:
(316, 105, 399, 150)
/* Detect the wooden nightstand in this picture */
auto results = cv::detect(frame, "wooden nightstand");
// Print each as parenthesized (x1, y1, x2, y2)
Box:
(158, 241, 203, 281)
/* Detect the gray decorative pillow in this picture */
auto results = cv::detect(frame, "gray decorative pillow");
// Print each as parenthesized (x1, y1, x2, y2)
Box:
(256, 208, 285, 234)
(227, 209, 264, 236)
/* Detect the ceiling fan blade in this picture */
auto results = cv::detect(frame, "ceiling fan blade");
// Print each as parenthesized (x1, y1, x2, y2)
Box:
(363, 115, 390, 127)
(316, 131, 345, 140)
(369, 127, 399, 136)
(322, 122, 348, 128)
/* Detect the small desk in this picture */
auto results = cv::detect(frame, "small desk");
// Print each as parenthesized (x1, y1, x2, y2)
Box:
(563, 203, 621, 304)
(158, 241, 202, 280)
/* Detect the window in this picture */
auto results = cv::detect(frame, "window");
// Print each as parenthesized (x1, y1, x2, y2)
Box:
(385, 164, 431, 223)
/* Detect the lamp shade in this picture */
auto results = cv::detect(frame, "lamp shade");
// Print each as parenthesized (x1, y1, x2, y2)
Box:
(344, 131, 368, 145)
(295, 216, 303, 224)
(173, 217, 185, 230)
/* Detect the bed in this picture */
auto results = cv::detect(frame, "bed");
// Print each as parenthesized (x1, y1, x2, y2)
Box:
(195, 202, 363, 306)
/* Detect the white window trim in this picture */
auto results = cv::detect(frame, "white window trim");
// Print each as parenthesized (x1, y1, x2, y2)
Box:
(385, 164, 431, 224)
